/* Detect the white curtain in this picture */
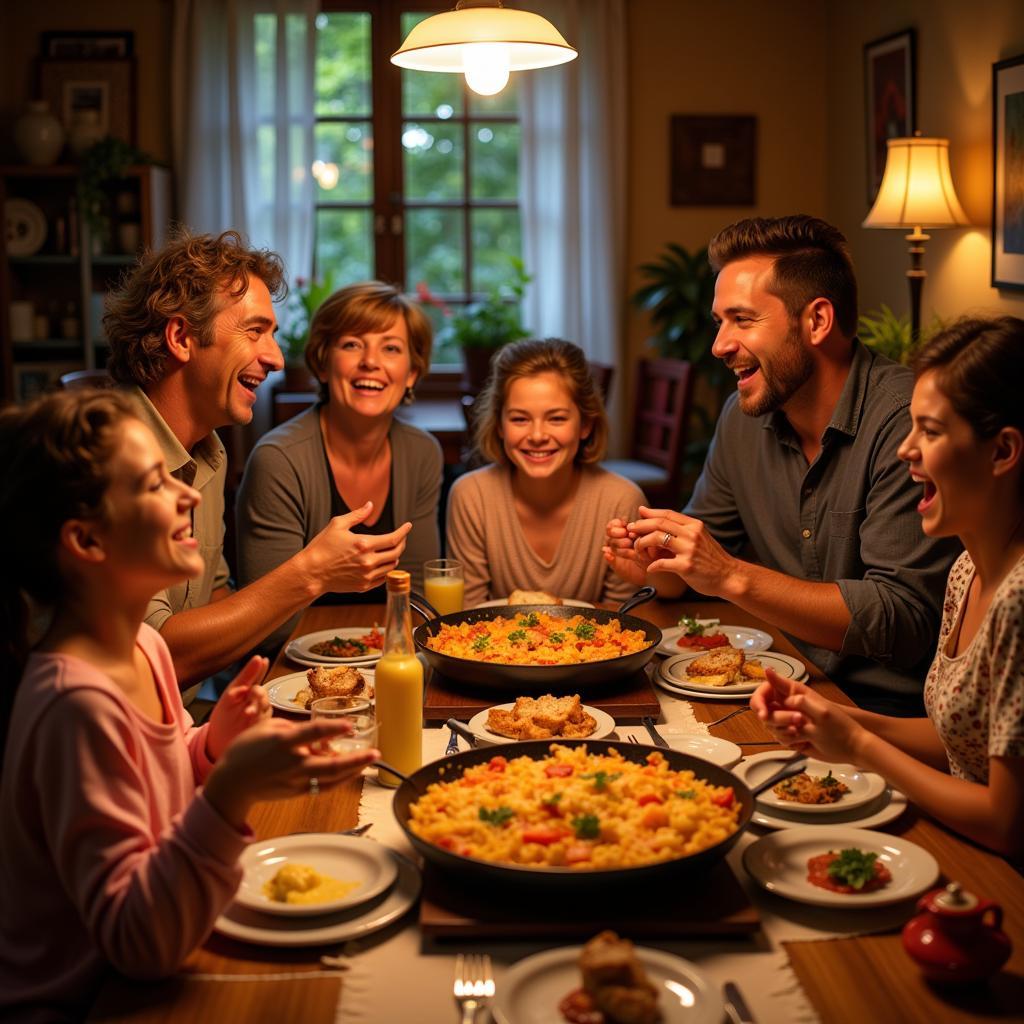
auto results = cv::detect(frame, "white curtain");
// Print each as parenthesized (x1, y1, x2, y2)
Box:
(519, 0, 628, 379)
(171, 0, 317, 288)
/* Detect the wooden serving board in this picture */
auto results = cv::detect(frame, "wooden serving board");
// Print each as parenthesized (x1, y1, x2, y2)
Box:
(419, 859, 760, 939)
(423, 667, 661, 721)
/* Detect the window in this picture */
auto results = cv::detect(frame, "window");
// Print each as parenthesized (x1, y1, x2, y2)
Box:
(314, 3, 523, 364)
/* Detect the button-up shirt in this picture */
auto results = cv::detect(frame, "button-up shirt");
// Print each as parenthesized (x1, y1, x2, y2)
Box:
(685, 342, 960, 707)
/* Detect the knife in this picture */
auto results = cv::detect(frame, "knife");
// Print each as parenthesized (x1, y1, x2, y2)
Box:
(641, 716, 670, 748)
(723, 981, 756, 1024)
(750, 754, 808, 797)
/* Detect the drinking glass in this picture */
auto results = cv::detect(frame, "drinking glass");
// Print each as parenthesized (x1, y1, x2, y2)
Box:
(424, 558, 464, 615)
(310, 697, 377, 753)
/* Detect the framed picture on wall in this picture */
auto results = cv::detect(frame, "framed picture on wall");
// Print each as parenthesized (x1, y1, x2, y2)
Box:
(669, 115, 757, 206)
(864, 29, 916, 203)
(36, 58, 136, 142)
(992, 53, 1024, 291)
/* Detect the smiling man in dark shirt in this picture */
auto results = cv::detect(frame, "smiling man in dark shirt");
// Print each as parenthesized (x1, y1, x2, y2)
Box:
(606, 215, 959, 714)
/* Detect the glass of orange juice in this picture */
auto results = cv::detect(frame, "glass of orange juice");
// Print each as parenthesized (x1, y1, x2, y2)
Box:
(424, 558, 464, 615)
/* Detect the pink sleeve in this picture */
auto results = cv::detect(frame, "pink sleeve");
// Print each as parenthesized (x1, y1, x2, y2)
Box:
(34, 686, 247, 979)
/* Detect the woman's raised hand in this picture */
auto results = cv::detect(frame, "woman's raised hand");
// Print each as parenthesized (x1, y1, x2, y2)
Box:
(304, 501, 413, 593)
(202, 717, 379, 829)
(205, 656, 271, 761)
(602, 516, 652, 586)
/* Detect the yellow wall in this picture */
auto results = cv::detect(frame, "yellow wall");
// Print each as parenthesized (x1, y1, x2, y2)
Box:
(826, 0, 1024, 327)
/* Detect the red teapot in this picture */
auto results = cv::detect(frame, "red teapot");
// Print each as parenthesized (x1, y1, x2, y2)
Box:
(902, 882, 1012, 983)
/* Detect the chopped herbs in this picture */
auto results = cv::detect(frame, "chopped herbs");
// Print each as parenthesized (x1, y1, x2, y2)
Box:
(549, 632, 565, 644)
(675, 789, 697, 799)
(472, 635, 491, 652)
(518, 613, 540, 628)
(572, 621, 596, 640)
(827, 848, 879, 890)
(541, 792, 563, 806)
(820, 771, 841, 789)
(478, 806, 515, 827)
(571, 813, 601, 839)
(507, 629, 527, 644)
(678, 615, 706, 637)
(581, 770, 621, 791)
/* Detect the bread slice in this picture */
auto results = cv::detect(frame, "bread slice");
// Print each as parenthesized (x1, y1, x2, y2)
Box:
(487, 708, 530, 738)
(306, 665, 371, 700)
(562, 712, 597, 738)
(688, 672, 736, 687)
(508, 589, 562, 605)
(686, 648, 743, 678)
(741, 659, 767, 679)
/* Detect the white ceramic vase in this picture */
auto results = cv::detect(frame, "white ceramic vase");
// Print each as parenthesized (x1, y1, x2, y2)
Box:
(14, 101, 65, 165)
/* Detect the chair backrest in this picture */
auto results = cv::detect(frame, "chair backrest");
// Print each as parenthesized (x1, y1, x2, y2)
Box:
(587, 360, 614, 404)
(631, 357, 693, 480)
(59, 369, 116, 390)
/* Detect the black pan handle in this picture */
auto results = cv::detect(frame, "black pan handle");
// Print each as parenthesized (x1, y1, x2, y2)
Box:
(616, 586, 657, 616)
(409, 591, 440, 623)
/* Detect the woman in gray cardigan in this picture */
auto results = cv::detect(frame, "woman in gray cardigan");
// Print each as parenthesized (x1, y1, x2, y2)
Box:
(236, 282, 442, 651)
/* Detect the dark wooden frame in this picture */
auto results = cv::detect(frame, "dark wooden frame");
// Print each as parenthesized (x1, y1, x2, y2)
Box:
(864, 28, 916, 203)
(669, 115, 756, 206)
(36, 57, 136, 142)
(40, 30, 134, 60)
(992, 53, 1024, 291)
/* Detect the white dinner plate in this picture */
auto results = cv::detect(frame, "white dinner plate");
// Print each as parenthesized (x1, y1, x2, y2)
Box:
(233, 834, 398, 917)
(214, 850, 419, 946)
(743, 826, 940, 908)
(734, 752, 886, 815)
(654, 730, 743, 768)
(467, 703, 616, 745)
(660, 650, 807, 694)
(653, 675, 756, 703)
(288, 628, 384, 666)
(265, 669, 374, 715)
(492, 946, 724, 1024)
(474, 598, 595, 608)
(658, 623, 773, 657)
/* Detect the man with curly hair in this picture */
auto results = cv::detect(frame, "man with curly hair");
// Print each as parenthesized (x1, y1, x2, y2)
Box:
(105, 230, 411, 688)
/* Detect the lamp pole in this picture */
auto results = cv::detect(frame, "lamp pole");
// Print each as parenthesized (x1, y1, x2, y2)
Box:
(905, 226, 928, 344)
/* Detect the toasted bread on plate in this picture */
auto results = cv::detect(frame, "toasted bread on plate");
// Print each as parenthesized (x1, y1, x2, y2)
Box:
(306, 664, 372, 700)
(686, 648, 743, 678)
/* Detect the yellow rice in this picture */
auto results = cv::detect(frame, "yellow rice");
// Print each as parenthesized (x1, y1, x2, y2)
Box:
(425, 612, 650, 666)
(408, 744, 740, 870)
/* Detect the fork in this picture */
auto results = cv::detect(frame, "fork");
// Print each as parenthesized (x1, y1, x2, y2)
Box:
(706, 707, 752, 729)
(453, 953, 494, 1024)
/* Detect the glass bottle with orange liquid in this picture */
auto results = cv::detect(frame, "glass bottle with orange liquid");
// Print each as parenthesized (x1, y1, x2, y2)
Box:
(375, 570, 423, 787)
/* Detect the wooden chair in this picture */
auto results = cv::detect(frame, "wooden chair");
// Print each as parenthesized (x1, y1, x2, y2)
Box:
(601, 357, 693, 508)
(587, 360, 614, 404)
(59, 369, 116, 390)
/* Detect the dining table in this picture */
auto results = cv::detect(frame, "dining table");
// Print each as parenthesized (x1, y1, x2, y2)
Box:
(88, 598, 1024, 1024)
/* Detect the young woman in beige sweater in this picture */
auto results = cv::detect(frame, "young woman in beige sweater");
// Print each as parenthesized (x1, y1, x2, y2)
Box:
(447, 339, 644, 607)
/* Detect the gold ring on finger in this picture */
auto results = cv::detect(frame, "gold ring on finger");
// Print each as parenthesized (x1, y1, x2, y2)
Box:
(661, 531, 673, 548)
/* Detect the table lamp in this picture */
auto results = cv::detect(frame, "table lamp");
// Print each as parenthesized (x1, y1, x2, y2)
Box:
(862, 133, 968, 341)
(391, 1, 577, 97)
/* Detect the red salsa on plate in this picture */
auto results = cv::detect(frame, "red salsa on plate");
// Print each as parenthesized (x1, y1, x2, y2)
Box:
(807, 848, 892, 894)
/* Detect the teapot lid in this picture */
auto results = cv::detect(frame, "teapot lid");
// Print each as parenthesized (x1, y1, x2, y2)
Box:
(928, 881, 980, 914)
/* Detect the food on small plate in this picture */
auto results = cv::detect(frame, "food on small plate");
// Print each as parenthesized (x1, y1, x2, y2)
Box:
(559, 931, 662, 1024)
(675, 615, 729, 651)
(263, 863, 361, 905)
(309, 627, 383, 659)
(807, 847, 892, 894)
(426, 612, 650, 666)
(293, 664, 374, 711)
(487, 694, 597, 740)
(509, 589, 563, 605)
(409, 744, 740, 870)
(774, 770, 850, 805)
(685, 648, 766, 687)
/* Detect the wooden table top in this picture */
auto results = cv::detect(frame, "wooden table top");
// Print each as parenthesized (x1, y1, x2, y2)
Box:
(89, 598, 1024, 1024)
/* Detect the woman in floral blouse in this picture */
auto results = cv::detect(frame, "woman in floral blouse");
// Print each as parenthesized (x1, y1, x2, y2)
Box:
(752, 317, 1024, 857)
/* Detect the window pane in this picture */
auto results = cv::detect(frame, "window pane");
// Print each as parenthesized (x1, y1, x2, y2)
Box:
(315, 12, 371, 116)
(470, 122, 519, 200)
(255, 15, 276, 114)
(316, 209, 373, 283)
(468, 76, 519, 116)
(403, 121, 464, 200)
(401, 12, 464, 117)
(406, 208, 464, 293)
(471, 209, 522, 293)
(314, 122, 373, 202)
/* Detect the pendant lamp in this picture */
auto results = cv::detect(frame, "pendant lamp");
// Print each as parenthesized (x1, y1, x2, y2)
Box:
(391, 1, 577, 96)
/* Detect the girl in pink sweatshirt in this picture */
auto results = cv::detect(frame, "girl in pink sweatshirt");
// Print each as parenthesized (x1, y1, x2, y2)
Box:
(0, 390, 378, 1021)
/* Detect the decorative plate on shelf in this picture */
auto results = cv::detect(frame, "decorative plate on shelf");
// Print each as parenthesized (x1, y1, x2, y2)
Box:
(4, 198, 47, 256)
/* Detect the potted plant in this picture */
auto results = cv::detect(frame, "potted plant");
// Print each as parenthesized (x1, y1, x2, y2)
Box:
(857, 304, 948, 364)
(436, 257, 531, 391)
(278, 272, 336, 389)
(631, 243, 727, 488)
(77, 137, 153, 253)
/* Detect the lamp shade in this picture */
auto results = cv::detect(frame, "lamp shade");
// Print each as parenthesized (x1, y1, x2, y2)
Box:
(391, 3, 577, 73)
(863, 136, 968, 229)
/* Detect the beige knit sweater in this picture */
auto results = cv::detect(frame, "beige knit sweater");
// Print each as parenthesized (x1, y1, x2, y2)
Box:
(446, 464, 645, 607)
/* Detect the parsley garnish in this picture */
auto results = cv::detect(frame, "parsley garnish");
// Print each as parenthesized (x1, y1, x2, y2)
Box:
(478, 806, 515, 826)
(518, 613, 540, 628)
(549, 632, 565, 644)
(827, 848, 879, 890)
(571, 813, 601, 839)
(541, 792, 563, 806)
(472, 635, 491, 652)
(581, 770, 621, 791)
(675, 789, 697, 799)
(572, 621, 596, 640)
(678, 615, 706, 637)
(820, 771, 841, 789)
(507, 629, 527, 644)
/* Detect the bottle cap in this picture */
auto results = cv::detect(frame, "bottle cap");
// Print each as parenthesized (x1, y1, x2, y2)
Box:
(386, 570, 411, 592)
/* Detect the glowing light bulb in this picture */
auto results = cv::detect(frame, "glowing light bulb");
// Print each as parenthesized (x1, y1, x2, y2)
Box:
(462, 42, 510, 96)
